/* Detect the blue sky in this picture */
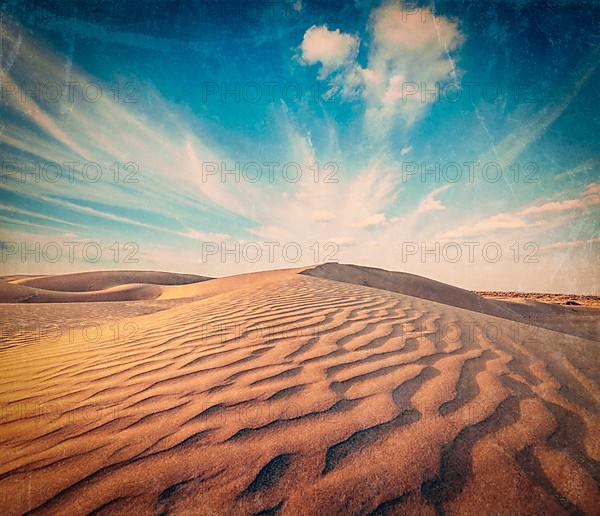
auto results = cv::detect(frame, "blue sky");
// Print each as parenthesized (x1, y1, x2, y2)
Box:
(0, 0, 598, 292)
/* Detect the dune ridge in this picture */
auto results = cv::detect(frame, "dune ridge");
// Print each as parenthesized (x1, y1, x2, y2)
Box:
(304, 263, 600, 342)
(0, 265, 598, 514)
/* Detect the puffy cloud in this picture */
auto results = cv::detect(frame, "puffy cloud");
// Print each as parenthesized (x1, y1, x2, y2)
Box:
(363, 1, 463, 132)
(371, 2, 461, 52)
(298, 2, 464, 136)
(299, 25, 359, 78)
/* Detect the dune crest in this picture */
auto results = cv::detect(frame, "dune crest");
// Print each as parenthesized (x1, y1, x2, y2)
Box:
(0, 265, 598, 514)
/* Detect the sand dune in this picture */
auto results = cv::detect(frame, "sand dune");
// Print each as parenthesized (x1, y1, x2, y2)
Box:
(0, 281, 166, 303)
(304, 263, 527, 320)
(0, 265, 598, 514)
(158, 267, 306, 300)
(305, 263, 600, 341)
(11, 270, 210, 292)
(0, 271, 210, 303)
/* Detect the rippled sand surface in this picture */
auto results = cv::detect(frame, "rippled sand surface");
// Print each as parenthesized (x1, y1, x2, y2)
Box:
(0, 265, 598, 514)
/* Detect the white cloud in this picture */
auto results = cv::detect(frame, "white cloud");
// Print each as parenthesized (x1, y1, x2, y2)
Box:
(521, 182, 600, 216)
(353, 212, 387, 229)
(299, 25, 359, 78)
(521, 199, 593, 216)
(244, 126, 399, 263)
(298, 2, 464, 136)
(443, 183, 600, 239)
(554, 159, 599, 180)
(178, 229, 230, 242)
(539, 237, 600, 252)
(442, 213, 531, 239)
(371, 3, 461, 52)
(0, 203, 83, 228)
(363, 1, 463, 132)
(417, 185, 450, 214)
(584, 183, 600, 196)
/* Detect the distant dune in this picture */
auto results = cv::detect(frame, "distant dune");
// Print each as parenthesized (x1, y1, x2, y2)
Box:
(0, 264, 598, 514)
(10, 270, 210, 291)
(0, 270, 211, 303)
(478, 291, 600, 307)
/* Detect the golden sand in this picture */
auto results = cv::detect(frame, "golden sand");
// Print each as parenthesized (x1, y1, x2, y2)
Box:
(0, 265, 598, 514)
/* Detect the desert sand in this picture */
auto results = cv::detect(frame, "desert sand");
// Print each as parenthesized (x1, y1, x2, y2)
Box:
(0, 264, 598, 514)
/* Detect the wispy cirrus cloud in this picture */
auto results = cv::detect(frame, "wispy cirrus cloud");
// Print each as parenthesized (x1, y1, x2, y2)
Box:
(417, 185, 450, 214)
(539, 237, 600, 252)
(554, 159, 599, 180)
(1, 5, 598, 292)
(442, 182, 599, 239)
(475, 58, 598, 172)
